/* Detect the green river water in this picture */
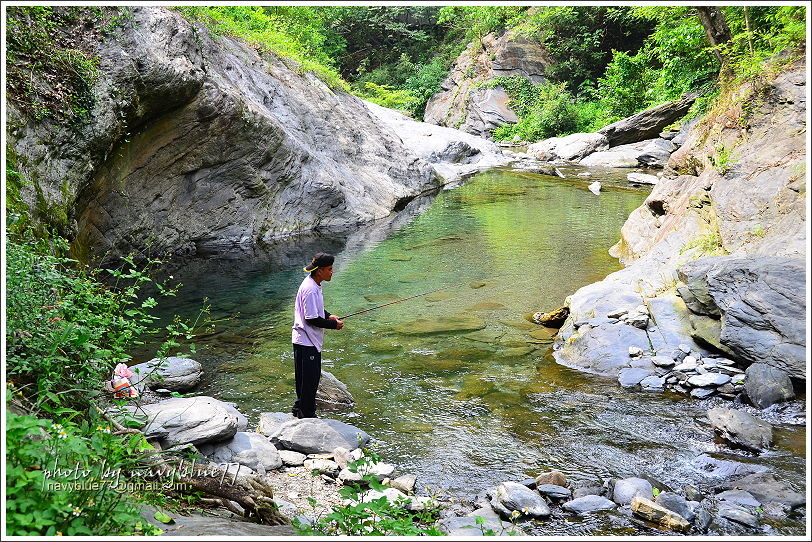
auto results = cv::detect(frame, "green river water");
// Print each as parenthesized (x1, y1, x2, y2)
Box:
(146, 167, 806, 535)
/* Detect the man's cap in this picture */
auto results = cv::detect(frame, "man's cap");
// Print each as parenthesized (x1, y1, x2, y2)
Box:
(304, 252, 334, 273)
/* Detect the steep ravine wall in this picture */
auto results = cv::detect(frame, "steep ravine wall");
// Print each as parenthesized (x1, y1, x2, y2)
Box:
(553, 56, 807, 386)
(7, 7, 440, 265)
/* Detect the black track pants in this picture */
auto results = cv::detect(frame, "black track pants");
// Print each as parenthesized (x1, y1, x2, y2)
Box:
(292, 343, 321, 418)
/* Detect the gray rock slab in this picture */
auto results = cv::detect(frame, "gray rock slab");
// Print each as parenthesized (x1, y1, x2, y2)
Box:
(688, 372, 731, 387)
(129, 357, 203, 392)
(677, 256, 806, 380)
(197, 431, 282, 474)
(562, 495, 617, 514)
(717, 489, 761, 508)
(269, 418, 370, 454)
(536, 484, 571, 500)
(257, 412, 296, 436)
(715, 472, 806, 509)
(133, 396, 240, 447)
(613, 477, 653, 505)
(278, 450, 306, 466)
(527, 132, 608, 162)
(492, 481, 551, 518)
(707, 407, 773, 453)
(598, 94, 697, 146)
(718, 503, 759, 527)
(618, 368, 653, 388)
(556, 322, 651, 376)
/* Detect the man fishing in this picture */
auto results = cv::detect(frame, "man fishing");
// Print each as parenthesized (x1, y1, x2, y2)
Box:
(291, 252, 344, 419)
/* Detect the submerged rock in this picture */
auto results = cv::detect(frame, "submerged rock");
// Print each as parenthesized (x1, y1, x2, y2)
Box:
(392, 316, 486, 335)
(706, 407, 773, 453)
(316, 370, 355, 410)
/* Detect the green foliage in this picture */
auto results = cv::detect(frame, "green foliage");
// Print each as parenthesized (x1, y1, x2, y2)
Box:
(175, 6, 348, 91)
(294, 449, 442, 536)
(4, 6, 125, 125)
(4, 234, 196, 412)
(437, 6, 527, 47)
(680, 231, 727, 258)
(489, 78, 607, 141)
(5, 407, 163, 536)
(354, 82, 416, 113)
(521, 6, 654, 94)
(709, 143, 738, 175)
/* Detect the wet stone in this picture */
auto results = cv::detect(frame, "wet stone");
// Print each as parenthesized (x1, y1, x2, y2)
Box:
(690, 388, 716, 399)
(537, 484, 571, 500)
(618, 368, 653, 388)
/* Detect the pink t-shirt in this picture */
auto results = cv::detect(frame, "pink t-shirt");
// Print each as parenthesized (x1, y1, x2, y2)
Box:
(291, 275, 326, 351)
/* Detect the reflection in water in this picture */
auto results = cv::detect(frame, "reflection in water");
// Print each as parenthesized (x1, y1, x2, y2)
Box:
(141, 168, 805, 535)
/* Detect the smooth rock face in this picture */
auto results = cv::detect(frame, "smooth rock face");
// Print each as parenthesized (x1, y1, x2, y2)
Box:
(365, 101, 511, 184)
(618, 368, 653, 388)
(578, 140, 648, 168)
(598, 94, 697, 146)
(718, 503, 760, 527)
(612, 478, 653, 505)
(707, 407, 773, 453)
(128, 357, 202, 392)
(269, 418, 370, 454)
(688, 373, 731, 387)
(562, 495, 617, 514)
(492, 481, 551, 519)
(10, 7, 439, 265)
(134, 396, 240, 447)
(198, 431, 282, 474)
(744, 363, 796, 408)
(717, 489, 761, 507)
(316, 370, 355, 410)
(677, 256, 806, 379)
(278, 450, 306, 467)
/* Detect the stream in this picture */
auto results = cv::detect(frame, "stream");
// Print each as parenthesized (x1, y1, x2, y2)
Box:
(143, 167, 806, 535)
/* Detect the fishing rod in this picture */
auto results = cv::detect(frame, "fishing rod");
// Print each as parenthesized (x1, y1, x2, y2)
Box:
(338, 285, 454, 320)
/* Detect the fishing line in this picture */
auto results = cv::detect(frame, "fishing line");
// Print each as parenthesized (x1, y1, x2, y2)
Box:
(338, 285, 455, 319)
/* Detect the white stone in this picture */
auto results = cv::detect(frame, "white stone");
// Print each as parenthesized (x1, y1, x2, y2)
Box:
(588, 181, 601, 195)
(629, 346, 644, 357)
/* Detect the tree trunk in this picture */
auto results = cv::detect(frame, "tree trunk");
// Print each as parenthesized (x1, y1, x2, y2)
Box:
(695, 7, 733, 66)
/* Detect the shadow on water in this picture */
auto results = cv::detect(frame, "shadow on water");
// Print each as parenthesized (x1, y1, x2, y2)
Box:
(138, 168, 806, 536)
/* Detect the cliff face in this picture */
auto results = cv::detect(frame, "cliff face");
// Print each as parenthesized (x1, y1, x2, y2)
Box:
(423, 30, 552, 137)
(553, 56, 807, 382)
(7, 7, 439, 264)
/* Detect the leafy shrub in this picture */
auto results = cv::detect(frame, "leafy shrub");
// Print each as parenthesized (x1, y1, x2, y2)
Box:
(5, 235, 185, 412)
(354, 82, 416, 113)
(5, 408, 161, 536)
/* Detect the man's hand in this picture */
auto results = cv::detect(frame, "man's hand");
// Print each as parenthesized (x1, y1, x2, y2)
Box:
(329, 315, 344, 330)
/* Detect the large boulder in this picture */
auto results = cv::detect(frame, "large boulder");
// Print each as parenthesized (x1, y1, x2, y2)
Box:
(197, 431, 282, 474)
(490, 481, 551, 519)
(424, 30, 551, 138)
(744, 363, 796, 409)
(128, 357, 202, 392)
(598, 93, 697, 146)
(8, 7, 439, 265)
(130, 396, 241, 447)
(677, 256, 806, 379)
(268, 418, 370, 454)
(612, 477, 653, 505)
(316, 370, 355, 410)
(528, 133, 609, 162)
(706, 407, 773, 453)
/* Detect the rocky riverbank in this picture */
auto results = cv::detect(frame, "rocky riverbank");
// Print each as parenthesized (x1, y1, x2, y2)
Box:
(115, 353, 804, 536)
